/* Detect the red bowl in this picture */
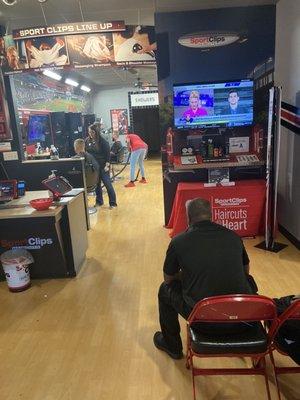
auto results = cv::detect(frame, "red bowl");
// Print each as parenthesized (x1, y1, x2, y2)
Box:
(30, 198, 53, 211)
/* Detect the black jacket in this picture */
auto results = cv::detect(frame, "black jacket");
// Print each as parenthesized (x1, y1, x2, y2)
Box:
(85, 135, 110, 169)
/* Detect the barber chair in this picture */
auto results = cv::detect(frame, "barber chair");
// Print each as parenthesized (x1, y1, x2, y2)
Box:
(110, 146, 128, 181)
(85, 166, 98, 215)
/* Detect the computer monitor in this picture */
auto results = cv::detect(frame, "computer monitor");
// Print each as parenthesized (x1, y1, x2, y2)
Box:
(0, 180, 17, 202)
(173, 79, 253, 129)
(27, 114, 52, 146)
(42, 176, 73, 199)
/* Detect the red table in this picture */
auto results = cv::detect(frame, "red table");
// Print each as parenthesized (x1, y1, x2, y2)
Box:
(167, 180, 266, 238)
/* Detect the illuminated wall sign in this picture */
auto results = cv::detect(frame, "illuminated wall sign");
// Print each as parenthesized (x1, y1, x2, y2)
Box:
(131, 92, 159, 107)
(178, 32, 246, 49)
(13, 21, 125, 40)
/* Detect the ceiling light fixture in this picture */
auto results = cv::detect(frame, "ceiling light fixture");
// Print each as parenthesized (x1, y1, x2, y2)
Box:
(65, 78, 79, 87)
(2, 0, 18, 5)
(43, 69, 62, 81)
(80, 85, 91, 93)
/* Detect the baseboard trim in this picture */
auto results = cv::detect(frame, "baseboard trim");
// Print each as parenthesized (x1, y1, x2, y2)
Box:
(278, 224, 300, 250)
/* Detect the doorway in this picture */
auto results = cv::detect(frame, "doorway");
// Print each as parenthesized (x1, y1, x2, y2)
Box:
(132, 107, 160, 154)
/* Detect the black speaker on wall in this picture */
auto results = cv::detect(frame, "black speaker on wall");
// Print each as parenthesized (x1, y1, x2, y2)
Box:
(50, 112, 70, 158)
(65, 112, 83, 156)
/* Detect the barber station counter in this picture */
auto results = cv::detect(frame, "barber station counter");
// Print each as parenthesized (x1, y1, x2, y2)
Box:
(0, 189, 88, 280)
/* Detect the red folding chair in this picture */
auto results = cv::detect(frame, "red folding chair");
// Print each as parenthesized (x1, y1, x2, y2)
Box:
(268, 299, 300, 400)
(186, 294, 277, 400)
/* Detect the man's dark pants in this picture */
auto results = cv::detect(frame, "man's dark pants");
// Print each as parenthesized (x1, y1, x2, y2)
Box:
(158, 280, 192, 354)
(158, 277, 259, 354)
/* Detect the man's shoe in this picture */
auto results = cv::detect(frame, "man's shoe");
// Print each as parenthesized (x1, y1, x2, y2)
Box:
(139, 177, 147, 184)
(124, 181, 135, 188)
(153, 332, 183, 360)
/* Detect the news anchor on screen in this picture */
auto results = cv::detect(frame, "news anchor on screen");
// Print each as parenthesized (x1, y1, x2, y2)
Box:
(182, 91, 208, 121)
(223, 89, 246, 114)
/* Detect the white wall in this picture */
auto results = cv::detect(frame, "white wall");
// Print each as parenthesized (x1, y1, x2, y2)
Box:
(275, 0, 300, 240)
(92, 86, 132, 129)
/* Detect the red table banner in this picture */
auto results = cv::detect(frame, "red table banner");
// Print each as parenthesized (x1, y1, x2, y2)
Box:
(167, 180, 266, 238)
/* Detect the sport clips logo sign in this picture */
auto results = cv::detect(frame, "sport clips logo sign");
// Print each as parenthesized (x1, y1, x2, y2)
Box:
(178, 31, 247, 49)
(1, 237, 53, 250)
(214, 198, 247, 207)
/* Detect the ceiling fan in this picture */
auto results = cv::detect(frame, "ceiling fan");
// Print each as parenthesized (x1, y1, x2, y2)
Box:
(134, 76, 157, 90)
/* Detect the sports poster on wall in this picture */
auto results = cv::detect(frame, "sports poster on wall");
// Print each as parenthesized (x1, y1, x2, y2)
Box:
(0, 71, 13, 141)
(0, 22, 156, 75)
(110, 109, 128, 135)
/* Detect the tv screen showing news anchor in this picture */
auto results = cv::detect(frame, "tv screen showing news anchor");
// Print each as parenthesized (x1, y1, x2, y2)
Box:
(173, 79, 253, 129)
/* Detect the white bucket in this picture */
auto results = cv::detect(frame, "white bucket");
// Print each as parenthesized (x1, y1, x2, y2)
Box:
(1, 250, 33, 293)
(3, 262, 31, 292)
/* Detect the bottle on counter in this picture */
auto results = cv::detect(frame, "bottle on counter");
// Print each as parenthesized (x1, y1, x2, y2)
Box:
(225, 141, 230, 156)
(207, 139, 214, 158)
(213, 147, 219, 158)
(36, 142, 41, 154)
(218, 146, 224, 157)
(200, 140, 207, 158)
(50, 145, 59, 160)
(23, 144, 28, 160)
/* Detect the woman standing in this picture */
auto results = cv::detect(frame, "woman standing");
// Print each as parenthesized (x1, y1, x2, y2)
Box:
(124, 129, 148, 188)
(85, 123, 117, 207)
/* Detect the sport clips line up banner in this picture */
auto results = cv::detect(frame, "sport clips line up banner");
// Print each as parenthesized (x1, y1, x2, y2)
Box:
(0, 21, 156, 75)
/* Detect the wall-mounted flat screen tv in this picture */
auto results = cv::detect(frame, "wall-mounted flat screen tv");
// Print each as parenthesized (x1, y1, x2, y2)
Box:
(173, 79, 253, 129)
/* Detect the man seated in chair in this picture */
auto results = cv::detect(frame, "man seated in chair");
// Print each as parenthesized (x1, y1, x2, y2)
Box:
(153, 198, 256, 360)
(110, 133, 123, 163)
(74, 139, 99, 192)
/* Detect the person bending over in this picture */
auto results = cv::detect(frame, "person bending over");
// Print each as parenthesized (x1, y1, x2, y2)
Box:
(124, 129, 148, 188)
(153, 198, 255, 359)
(85, 123, 117, 208)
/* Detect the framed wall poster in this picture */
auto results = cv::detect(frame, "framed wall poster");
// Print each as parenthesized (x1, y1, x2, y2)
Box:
(0, 72, 13, 140)
(110, 109, 128, 135)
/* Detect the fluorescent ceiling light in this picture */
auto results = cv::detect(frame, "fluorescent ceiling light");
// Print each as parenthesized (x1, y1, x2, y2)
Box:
(43, 69, 62, 81)
(65, 78, 79, 87)
(80, 85, 91, 93)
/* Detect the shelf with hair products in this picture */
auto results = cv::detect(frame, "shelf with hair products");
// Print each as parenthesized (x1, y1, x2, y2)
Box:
(169, 125, 265, 171)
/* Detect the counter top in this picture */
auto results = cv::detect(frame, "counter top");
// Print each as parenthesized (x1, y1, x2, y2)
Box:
(172, 155, 265, 170)
(0, 190, 84, 219)
(22, 157, 84, 164)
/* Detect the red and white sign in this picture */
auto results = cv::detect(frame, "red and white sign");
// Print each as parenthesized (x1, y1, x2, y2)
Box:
(178, 32, 244, 49)
(167, 180, 266, 238)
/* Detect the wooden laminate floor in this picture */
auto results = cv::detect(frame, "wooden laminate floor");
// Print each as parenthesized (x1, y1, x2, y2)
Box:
(0, 159, 299, 400)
